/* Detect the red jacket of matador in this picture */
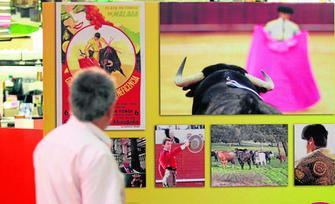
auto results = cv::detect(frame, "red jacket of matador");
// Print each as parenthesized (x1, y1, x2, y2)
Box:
(158, 146, 182, 177)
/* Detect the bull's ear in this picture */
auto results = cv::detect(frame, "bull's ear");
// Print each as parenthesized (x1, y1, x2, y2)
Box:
(185, 90, 194, 97)
(183, 86, 195, 97)
(182, 83, 198, 97)
(256, 87, 268, 93)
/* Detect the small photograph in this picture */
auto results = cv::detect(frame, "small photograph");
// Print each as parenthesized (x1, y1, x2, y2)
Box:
(111, 138, 146, 188)
(294, 124, 335, 186)
(155, 125, 205, 187)
(211, 124, 288, 187)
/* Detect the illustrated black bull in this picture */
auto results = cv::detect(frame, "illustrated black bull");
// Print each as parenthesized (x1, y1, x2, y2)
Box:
(175, 57, 280, 114)
(99, 46, 125, 76)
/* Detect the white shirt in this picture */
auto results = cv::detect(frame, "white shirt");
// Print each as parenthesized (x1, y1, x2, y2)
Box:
(265, 18, 300, 41)
(34, 117, 124, 204)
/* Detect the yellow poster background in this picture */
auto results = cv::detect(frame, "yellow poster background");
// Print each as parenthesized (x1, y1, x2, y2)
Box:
(43, 3, 335, 204)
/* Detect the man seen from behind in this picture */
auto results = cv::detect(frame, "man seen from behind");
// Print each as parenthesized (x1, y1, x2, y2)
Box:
(34, 68, 124, 204)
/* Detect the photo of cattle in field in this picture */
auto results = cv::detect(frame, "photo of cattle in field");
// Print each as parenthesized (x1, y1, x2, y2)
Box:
(160, 2, 335, 115)
(211, 124, 288, 187)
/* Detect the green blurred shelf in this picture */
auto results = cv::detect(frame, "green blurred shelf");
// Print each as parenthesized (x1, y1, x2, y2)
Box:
(0, 22, 40, 40)
(10, 23, 39, 35)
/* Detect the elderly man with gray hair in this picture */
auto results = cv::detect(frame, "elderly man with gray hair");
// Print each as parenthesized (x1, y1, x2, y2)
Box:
(34, 68, 124, 204)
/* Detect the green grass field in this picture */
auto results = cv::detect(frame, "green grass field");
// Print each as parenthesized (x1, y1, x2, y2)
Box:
(211, 144, 288, 187)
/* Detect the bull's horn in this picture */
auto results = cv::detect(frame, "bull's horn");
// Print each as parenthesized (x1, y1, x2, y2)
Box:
(245, 71, 274, 90)
(175, 57, 204, 87)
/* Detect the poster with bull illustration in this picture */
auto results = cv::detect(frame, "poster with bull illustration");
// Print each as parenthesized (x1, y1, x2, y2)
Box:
(160, 2, 335, 115)
(56, 3, 145, 130)
(155, 125, 205, 187)
(211, 124, 288, 187)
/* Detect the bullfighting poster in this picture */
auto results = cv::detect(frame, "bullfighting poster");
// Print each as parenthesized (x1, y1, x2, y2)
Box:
(56, 2, 145, 130)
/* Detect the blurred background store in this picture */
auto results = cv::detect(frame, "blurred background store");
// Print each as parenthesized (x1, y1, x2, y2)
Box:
(0, 0, 42, 129)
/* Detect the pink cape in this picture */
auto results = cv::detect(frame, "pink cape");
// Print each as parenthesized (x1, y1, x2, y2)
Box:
(246, 26, 320, 112)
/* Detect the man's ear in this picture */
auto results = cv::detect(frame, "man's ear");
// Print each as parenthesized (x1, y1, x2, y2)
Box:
(308, 137, 314, 145)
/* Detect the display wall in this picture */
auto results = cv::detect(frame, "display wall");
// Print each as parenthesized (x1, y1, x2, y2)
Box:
(41, 2, 335, 204)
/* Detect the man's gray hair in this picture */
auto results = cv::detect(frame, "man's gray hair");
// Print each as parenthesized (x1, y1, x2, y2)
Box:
(70, 68, 116, 121)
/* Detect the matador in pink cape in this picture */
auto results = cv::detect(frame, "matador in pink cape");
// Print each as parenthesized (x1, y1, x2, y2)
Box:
(246, 26, 320, 113)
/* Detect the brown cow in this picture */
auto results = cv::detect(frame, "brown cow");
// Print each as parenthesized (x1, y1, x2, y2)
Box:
(216, 151, 236, 168)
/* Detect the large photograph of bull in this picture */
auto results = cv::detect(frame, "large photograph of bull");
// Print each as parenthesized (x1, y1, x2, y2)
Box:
(211, 124, 288, 187)
(160, 2, 335, 115)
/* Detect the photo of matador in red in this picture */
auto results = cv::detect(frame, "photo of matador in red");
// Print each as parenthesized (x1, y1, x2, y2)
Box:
(159, 138, 189, 187)
(155, 125, 205, 188)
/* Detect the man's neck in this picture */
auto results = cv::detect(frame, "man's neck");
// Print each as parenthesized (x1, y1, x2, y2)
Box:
(92, 119, 107, 130)
(308, 146, 326, 154)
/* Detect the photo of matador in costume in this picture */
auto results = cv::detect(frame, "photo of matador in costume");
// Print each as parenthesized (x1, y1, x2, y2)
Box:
(295, 124, 335, 185)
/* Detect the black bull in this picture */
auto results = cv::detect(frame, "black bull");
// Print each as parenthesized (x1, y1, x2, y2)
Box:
(175, 58, 280, 114)
(99, 46, 125, 76)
